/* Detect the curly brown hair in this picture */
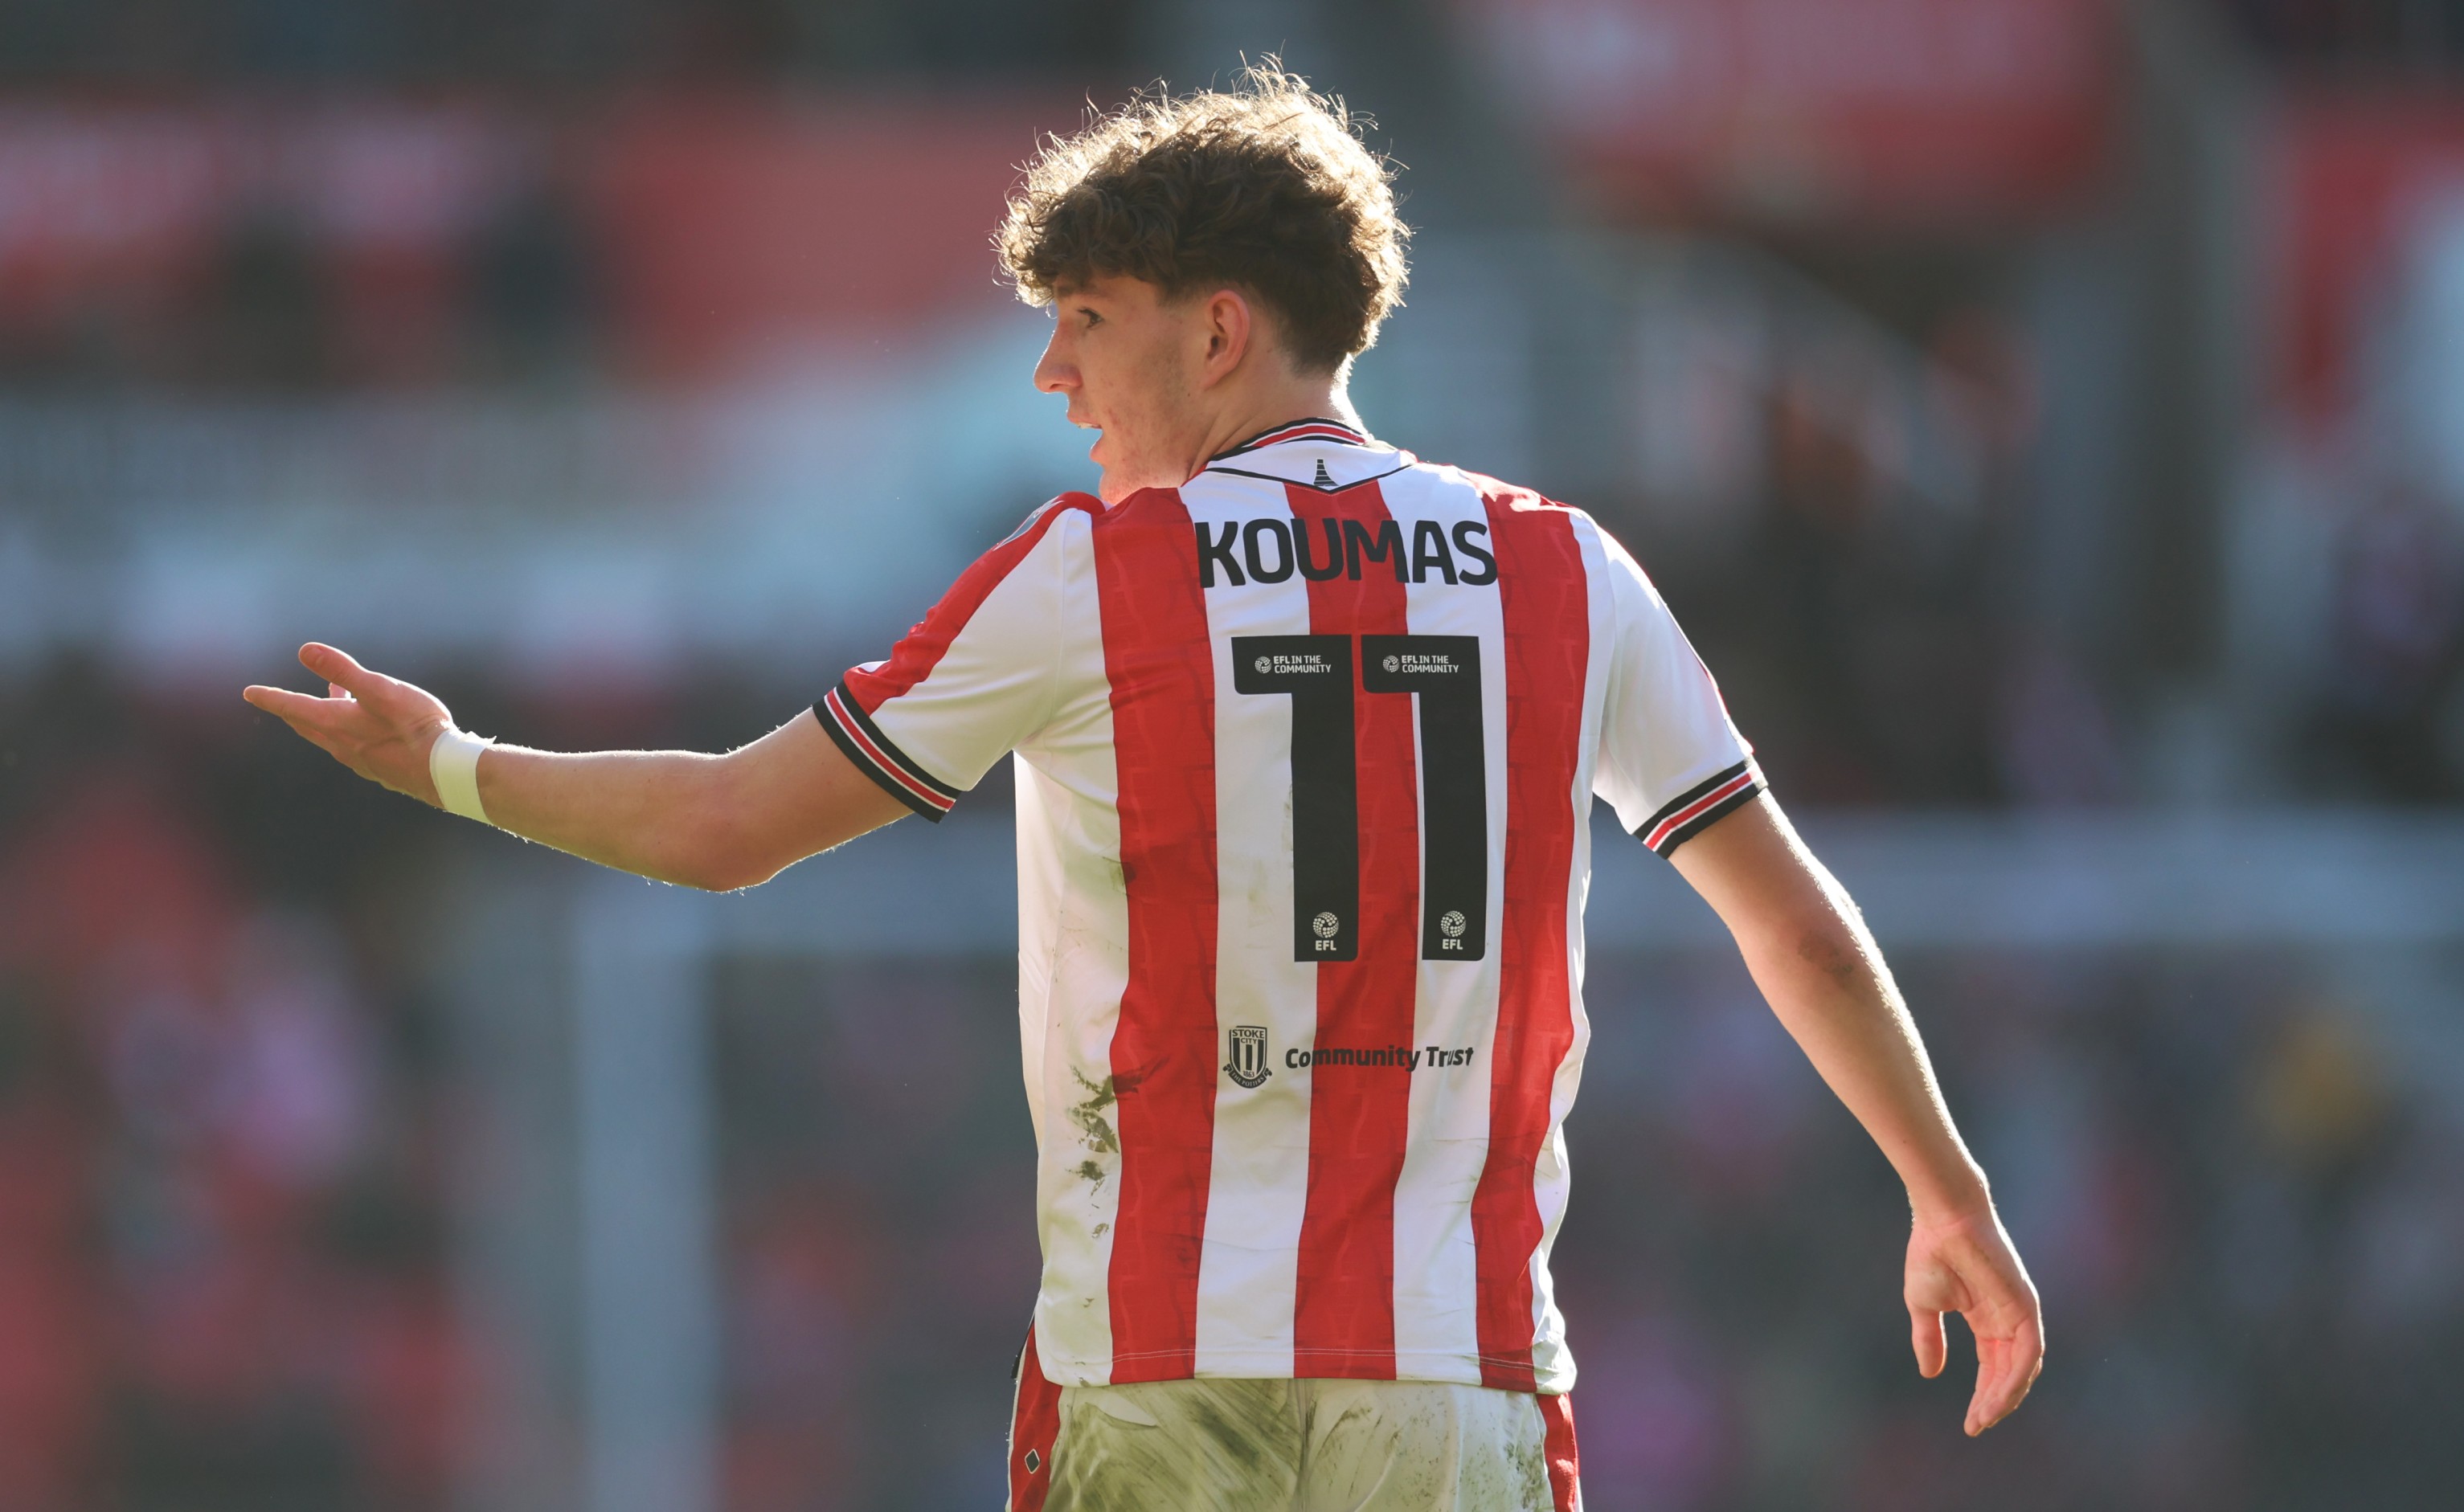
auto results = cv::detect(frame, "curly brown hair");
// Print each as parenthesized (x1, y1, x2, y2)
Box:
(995, 64, 1410, 374)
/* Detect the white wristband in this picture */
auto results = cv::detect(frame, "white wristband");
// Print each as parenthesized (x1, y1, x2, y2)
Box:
(429, 728, 497, 825)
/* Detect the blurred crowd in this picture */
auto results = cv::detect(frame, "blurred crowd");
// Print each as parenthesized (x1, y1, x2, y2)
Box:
(0, 666, 467, 1510)
(1609, 280, 2068, 807)
(0, 0, 1137, 84)
(2229, 0, 2464, 65)
(1565, 947, 2464, 1511)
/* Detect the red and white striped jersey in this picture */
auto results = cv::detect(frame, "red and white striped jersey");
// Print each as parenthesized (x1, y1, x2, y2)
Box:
(817, 419, 1762, 1395)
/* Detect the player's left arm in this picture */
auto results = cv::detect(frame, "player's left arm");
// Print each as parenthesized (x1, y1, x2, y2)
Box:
(1667, 791, 2044, 1436)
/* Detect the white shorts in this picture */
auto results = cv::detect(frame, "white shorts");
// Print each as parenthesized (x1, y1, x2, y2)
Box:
(1005, 1330, 1582, 1512)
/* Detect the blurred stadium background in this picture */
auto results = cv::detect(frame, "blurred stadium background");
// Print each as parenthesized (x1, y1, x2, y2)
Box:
(2, 1, 2462, 1508)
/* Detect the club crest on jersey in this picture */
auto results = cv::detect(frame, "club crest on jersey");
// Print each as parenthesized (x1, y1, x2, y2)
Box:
(1225, 1026, 1271, 1089)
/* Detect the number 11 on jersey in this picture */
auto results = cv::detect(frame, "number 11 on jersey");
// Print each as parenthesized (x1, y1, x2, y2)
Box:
(1233, 634, 1488, 964)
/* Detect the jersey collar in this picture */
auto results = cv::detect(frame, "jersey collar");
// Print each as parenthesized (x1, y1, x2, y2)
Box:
(1198, 416, 1410, 494)
(1207, 416, 1373, 461)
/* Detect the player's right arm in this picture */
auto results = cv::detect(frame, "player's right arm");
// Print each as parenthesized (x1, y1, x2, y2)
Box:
(245, 641, 910, 890)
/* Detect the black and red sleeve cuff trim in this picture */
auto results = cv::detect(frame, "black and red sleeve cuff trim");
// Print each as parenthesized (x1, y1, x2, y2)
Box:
(1636, 759, 1764, 856)
(814, 679, 961, 823)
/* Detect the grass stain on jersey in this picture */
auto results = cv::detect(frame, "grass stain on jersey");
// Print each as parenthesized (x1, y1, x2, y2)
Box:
(1068, 1070, 1119, 1155)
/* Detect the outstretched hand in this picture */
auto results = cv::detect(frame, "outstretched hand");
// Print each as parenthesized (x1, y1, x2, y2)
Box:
(1905, 1204, 2044, 1436)
(243, 643, 456, 807)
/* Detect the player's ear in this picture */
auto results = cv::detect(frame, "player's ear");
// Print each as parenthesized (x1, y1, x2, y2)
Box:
(1198, 288, 1251, 386)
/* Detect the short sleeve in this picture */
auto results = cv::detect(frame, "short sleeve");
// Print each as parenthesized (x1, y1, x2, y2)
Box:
(1590, 529, 1766, 856)
(814, 497, 1096, 821)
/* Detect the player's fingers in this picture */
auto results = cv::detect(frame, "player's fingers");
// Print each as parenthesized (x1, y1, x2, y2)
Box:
(1910, 1306, 1946, 1379)
(244, 688, 362, 764)
(1963, 1329, 2035, 1435)
(244, 684, 343, 725)
(298, 642, 390, 702)
(1965, 1335, 1995, 1436)
(1967, 1316, 2044, 1436)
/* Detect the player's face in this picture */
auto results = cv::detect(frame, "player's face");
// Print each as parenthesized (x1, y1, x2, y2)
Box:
(1033, 275, 1213, 504)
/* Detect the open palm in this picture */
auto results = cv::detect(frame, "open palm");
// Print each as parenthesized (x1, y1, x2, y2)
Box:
(242, 643, 455, 806)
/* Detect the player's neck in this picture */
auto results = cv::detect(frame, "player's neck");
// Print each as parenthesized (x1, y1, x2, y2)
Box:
(1193, 375, 1366, 470)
